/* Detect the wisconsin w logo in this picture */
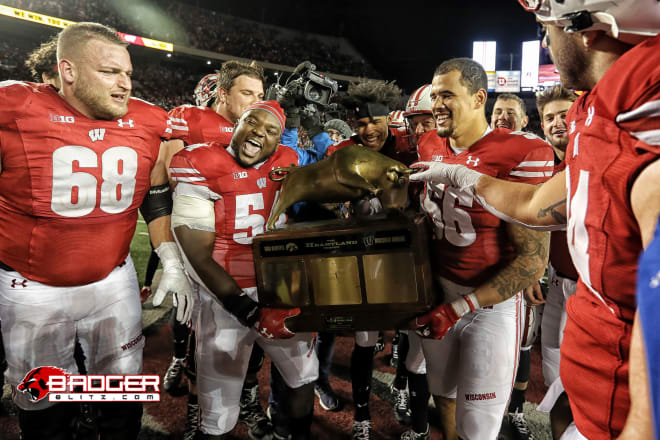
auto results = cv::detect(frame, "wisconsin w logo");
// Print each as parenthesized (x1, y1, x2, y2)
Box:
(88, 128, 106, 142)
(257, 177, 267, 189)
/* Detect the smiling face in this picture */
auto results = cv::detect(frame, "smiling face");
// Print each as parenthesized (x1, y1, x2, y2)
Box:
(541, 99, 573, 152)
(356, 115, 389, 151)
(491, 98, 528, 131)
(431, 70, 485, 140)
(68, 39, 132, 120)
(231, 108, 281, 167)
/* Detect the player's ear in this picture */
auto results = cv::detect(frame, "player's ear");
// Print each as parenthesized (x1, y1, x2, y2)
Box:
(474, 88, 487, 109)
(581, 30, 600, 48)
(58, 59, 75, 85)
(522, 115, 529, 129)
(217, 87, 228, 105)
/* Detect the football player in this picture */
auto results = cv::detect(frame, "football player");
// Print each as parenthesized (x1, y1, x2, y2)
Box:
(531, 85, 577, 439)
(411, 2, 660, 438)
(170, 101, 318, 440)
(164, 63, 274, 440)
(0, 22, 191, 439)
(409, 58, 552, 440)
(24, 35, 60, 88)
(490, 93, 529, 131)
(489, 91, 539, 440)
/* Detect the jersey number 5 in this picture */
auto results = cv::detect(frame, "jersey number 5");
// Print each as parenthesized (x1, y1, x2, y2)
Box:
(51, 146, 138, 217)
(233, 192, 285, 245)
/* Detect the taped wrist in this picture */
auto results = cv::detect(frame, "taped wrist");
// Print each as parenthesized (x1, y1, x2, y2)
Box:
(221, 293, 261, 327)
(154, 242, 184, 272)
(140, 183, 172, 224)
(450, 293, 480, 317)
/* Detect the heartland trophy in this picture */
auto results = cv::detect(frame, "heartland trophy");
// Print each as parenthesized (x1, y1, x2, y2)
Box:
(252, 146, 435, 331)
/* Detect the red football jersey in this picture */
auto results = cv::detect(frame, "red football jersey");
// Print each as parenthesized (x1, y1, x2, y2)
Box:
(170, 143, 300, 289)
(168, 105, 234, 146)
(0, 81, 174, 286)
(417, 128, 554, 287)
(561, 34, 660, 440)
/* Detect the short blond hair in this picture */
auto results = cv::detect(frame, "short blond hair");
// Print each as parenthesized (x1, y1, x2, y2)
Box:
(57, 22, 126, 61)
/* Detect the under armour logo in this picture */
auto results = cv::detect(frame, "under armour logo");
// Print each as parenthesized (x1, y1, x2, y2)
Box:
(88, 128, 106, 142)
(466, 156, 480, 167)
(11, 279, 27, 288)
(259, 328, 274, 339)
(585, 106, 595, 127)
(117, 118, 134, 128)
(552, 279, 560, 287)
(257, 177, 267, 189)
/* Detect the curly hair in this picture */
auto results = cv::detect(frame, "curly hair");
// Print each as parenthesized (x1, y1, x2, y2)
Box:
(25, 36, 59, 82)
(343, 78, 402, 109)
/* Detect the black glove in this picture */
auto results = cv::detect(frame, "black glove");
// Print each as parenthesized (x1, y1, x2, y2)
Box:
(284, 107, 301, 129)
(220, 293, 261, 327)
(301, 111, 323, 138)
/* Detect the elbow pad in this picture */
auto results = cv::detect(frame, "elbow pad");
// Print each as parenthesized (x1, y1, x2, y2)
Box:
(171, 194, 215, 232)
(139, 183, 172, 224)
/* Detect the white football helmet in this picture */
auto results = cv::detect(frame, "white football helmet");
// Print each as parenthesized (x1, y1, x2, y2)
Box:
(404, 84, 432, 118)
(519, 0, 660, 43)
(388, 110, 406, 128)
(193, 73, 219, 107)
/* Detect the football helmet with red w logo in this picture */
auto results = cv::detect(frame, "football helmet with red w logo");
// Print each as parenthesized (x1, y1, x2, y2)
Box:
(193, 73, 219, 108)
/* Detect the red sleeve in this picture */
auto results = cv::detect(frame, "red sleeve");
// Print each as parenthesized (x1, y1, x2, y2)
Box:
(0, 81, 32, 125)
(615, 82, 660, 155)
(169, 144, 218, 192)
(503, 138, 555, 184)
(167, 106, 192, 144)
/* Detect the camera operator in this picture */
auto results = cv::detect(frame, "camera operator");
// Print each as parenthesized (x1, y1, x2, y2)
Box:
(267, 62, 339, 164)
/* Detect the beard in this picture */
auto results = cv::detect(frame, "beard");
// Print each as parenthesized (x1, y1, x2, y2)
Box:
(436, 124, 454, 138)
(550, 35, 590, 91)
(73, 76, 128, 120)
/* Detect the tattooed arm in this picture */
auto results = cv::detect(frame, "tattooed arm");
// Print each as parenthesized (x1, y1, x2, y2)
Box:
(473, 224, 550, 307)
(471, 169, 567, 230)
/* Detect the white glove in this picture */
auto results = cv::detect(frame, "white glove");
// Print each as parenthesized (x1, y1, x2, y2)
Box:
(410, 161, 484, 196)
(152, 241, 194, 324)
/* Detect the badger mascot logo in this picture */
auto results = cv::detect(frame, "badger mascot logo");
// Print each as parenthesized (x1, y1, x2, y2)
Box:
(17, 366, 70, 402)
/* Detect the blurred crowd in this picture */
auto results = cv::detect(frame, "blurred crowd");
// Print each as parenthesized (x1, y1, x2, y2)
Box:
(3, 0, 380, 78)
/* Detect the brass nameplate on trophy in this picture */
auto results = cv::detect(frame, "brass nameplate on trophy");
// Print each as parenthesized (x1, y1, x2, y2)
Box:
(252, 213, 434, 331)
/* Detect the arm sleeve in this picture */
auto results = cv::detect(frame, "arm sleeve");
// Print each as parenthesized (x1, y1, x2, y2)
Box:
(0, 81, 30, 126)
(284, 131, 332, 166)
(504, 143, 555, 185)
(281, 128, 299, 148)
(167, 106, 191, 143)
(615, 83, 660, 154)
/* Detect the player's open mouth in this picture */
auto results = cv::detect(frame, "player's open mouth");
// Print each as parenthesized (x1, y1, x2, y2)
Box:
(364, 134, 379, 144)
(552, 129, 566, 136)
(111, 93, 126, 103)
(242, 138, 262, 157)
(435, 113, 451, 126)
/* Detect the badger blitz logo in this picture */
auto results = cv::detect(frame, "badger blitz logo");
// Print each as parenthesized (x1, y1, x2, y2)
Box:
(17, 366, 160, 402)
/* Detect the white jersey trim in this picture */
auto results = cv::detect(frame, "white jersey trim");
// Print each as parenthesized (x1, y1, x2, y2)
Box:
(615, 99, 660, 123)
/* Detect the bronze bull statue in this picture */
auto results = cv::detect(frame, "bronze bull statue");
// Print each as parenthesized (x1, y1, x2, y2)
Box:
(266, 144, 414, 230)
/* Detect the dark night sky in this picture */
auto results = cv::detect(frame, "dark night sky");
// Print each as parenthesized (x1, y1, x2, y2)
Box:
(182, 0, 541, 92)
